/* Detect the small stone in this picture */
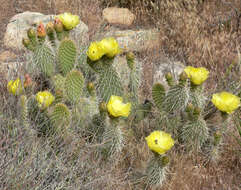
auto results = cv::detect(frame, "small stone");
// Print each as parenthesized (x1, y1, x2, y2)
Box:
(103, 7, 135, 26)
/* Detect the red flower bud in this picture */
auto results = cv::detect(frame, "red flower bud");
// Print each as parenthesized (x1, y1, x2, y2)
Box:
(37, 22, 46, 38)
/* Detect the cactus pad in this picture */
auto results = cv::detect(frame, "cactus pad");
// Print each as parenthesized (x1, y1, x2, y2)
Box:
(33, 43, 55, 77)
(50, 103, 71, 128)
(58, 39, 77, 75)
(97, 66, 123, 102)
(152, 83, 166, 111)
(64, 70, 84, 103)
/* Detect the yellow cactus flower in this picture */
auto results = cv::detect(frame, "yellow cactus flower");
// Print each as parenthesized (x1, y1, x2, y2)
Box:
(99, 37, 121, 58)
(146, 131, 174, 155)
(86, 41, 105, 61)
(107, 95, 131, 117)
(7, 78, 23, 95)
(36, 91, 55, 109)
(184, 66, 209, 85)
(211, 91, 240, 114)
(57, 12, 80, 30)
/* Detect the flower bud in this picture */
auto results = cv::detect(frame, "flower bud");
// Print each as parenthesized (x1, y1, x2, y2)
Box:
(126, 52, 135, 70)
(54, 18, 64, 33)
(87, 82, 95, 94)
(37, 22, 46, 38)
(165, 72, 174, 86)
(99, 102, 107, 113)
(22, 38, 31, 48)
(179, 71, 188, 81)
(193, 106, 201, 116)
(165, 72, 172, 81)
(185, 103, 194, 112)
(27, 28, 36, 39)
(46, 22, 55, 35)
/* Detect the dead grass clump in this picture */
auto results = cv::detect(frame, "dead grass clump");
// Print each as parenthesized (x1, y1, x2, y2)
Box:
(102, 0, 241, 75)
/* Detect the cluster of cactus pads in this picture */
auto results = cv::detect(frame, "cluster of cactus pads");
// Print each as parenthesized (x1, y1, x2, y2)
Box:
(20, 14, 147, 157)
(7, 12, 240, 188)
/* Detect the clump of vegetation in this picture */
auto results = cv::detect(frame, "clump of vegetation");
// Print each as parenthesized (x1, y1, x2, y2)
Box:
(1, 1, 241, 188)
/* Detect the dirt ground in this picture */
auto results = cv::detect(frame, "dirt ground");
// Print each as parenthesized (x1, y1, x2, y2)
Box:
(0, 0, 240, 190)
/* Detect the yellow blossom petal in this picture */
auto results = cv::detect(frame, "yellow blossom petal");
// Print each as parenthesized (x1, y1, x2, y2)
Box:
(36, 91, 55, 109)
(211, 91, 240, 114)
(57, 12, 80, 30)
(87, 41, 105, 61)
(145, 131, 174, 155)
(99, 37, 121, 58)
(7, 78, 23, 96)
(184, 66, 209, 85)
(107, 95, 131, 117)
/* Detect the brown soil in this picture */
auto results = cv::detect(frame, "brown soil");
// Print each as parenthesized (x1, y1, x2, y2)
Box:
(0, 1, 240, 190)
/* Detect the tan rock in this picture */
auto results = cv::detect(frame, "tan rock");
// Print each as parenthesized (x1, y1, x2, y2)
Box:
(0, 51, 17, 62)
(103, 7, 135, 26)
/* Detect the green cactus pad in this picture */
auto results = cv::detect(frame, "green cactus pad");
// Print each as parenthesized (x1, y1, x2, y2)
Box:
(102, 124, 125, 157)
(128, 66, 141, 109)
(97, 66, 123, 102)
(52, 74, 66, 91)
(162, 84, 189, 113)
(180, 118, 209, 151)
(33, 43, 55, 77)
(145, 155, 168, 187)
(152, 83, 166, 111)
(50, 103, 70, 128)
(58, 39, 77, 76)
(64, 70, 84, 103)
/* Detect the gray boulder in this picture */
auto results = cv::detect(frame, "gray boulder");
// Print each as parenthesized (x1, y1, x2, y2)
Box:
(3, 11, 89, 50)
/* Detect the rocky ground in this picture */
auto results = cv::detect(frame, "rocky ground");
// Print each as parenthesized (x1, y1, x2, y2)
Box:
(0, 0, 240, 190)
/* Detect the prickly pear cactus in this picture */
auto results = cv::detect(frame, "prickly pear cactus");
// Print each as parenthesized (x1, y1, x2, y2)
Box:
(64, 70, 84, 103)
(57, 39, 77, 75)
(152, 83, 165, 111)
(33, 42, 55, 77)
(50, 103, 71, 129)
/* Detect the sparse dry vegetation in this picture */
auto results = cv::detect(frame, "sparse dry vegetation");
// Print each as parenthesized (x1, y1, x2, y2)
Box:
(0, 0, 240, 190)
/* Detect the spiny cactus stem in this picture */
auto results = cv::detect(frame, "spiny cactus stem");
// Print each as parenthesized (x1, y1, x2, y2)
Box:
(165, 72, 174, 87)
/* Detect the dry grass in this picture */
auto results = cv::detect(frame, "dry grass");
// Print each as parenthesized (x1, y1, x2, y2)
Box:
(0, 0, 241, 189)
